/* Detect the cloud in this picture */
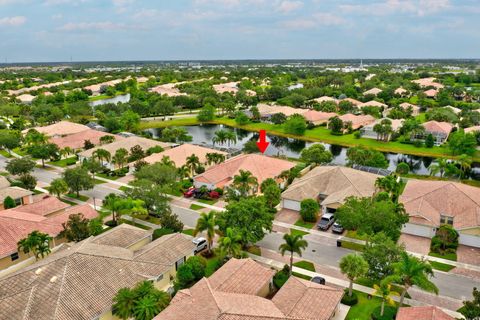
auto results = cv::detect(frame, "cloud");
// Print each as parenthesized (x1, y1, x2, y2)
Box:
(0, 16, 26, 26)
(277, 0, 303, 13)
(58, 21, 127, 31)
(112, 0, 134, 13)
(43, 0, 89, 5)
(339, 0, 450, 17)
(282, 12, 346, 29)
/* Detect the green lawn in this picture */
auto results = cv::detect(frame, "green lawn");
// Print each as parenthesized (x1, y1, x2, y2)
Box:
(345, 230, 368, 241)
(119, 186, 131, 192)
(182, 229, 195, 236)
(246, 245, 261, 256)
(355, 277, 408, 297)
(293, 260, 315, 272)
(429, 252, 457, 261)
(197, 198, 218, 205)
(66, 193, 89, 202)
(290, 228, 309, 237)
(96, 172, 120, 180)
(60, 198, 77, 206)
(294, 219, 315, 229)
(94, 179, 106, 185)
(190, 204, 205, 210)
(138, 117, 200, 129)
(0, 149, 13, 158)
(48, 157, 77, 167)
(12, 147, 28, 156)
(120, 219, 151, 230)
(292, 272, 312, 281)
(346, 290, 391, 320)
(0, 171, 9, 176)
(341, 241, 365, 252)
(205, 255, 221, 277)
(135, 214, 161, 225)
(430, 261, 456, 272)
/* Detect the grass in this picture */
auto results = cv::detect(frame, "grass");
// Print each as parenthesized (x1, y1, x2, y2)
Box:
(0, 149, 13, 158)
(356, 277, 409, 297)
(119, 186, 131, 192)
(88, 91, 126, 101)
(138, 117, 200, 129)
(0, 171, 9, 176)
(290, 228, 309, 237)
(120, 219, 151, 230)
(345, 230, 368, 241)
(182, 229, 195, 236)
(293, 260, 315, 272)
(429, 251, 458, 261)
(66, 193, 89, 202)
(94, 179, 106, 185)
(190, 204, 205, 210)
(341, 241, 365, 252)
(345, 290, 390, 320)
(96, 172, 120, 180)
(246, 245, 261, 256)
(135, 214, 161, 225)
(205, 255, 221, 277)
(60, 198, 77, 206)
(430, 261, 456, 272)
(197, 198, 218, 205)
(12, 147, 28, 156)
(292, 272, 312, 281)
(47, 157, 77, 167)
(294, 219, 315, 229)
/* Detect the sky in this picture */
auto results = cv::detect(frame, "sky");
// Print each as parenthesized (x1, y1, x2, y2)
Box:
(0, 0, 479, 62)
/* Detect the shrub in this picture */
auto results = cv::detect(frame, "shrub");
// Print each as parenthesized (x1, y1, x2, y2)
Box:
(273, 265, 290, 289)
(235, 112, 250, 125)
(214, 187, 224, 195)
(180, 179, 193, 191)
(341, 289, 358, 306)
(300, 199, 319, 223)
(195, 165, 205, 174)
(371, 306, 397, 320)
(105, 220, 118, 227)
(413, 140, 424, 148)
(425, 134, 435, 148)
(396, 162, 410, 175)
(431, 224, 459, 254)
(3, 196, 16, 209)
(153, 228, 174, 240)
(187, 256, 207, 280)
(354, 131, 361, 139)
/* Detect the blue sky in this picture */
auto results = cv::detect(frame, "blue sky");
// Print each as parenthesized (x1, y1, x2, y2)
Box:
(0, 0, 479, 62)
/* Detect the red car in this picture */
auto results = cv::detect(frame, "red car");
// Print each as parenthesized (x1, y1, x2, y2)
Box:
(208, 191, 220, 199)
(183, 187, 195, 198)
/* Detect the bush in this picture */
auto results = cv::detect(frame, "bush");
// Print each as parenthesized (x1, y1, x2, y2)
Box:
(341, 289, 358, 306)
(153, 228, 174, 240)
(431, 224, 459, 254)
(425, 134, 435, 148)
(413, 140, 424, 148)
(396, 162, 410, 174)
(214, 187, 224, 196)
(354, 131, 361, 139)
(273, 265, 290, 289)
(195, 165, 205, 174)
(105, 220, 118, 227)
(300, 199, 319, 222)
(180, 179, 193, 191)
(3, 196, 16, 209)
(371, 306, 397, 320)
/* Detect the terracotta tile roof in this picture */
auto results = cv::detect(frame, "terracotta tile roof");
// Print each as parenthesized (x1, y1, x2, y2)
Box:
(257, 103, 308, 118)
(134, 233, 196, 265)
(395, 87, 408, 95)
(358, 100, 388, 108)
(150, 83, 187, 97)
(338, 114, 376, 129)
(79, 136, 172, 158)
(396, 306, 454, 320)
(24, 121, 90, 137)
(0, 176, 10, 189)
(363, 87, 382, 96)
(422, 121, 453, 135)
(313, 96, 338, 104)
(412, 78, 444, 89)
(272, 277, 343, 320)
(341, 98, 362, 106)
(0, 186, 32, 203)
(302, 110, 337, 124)
(143, 144, 227, 167)
(282, 166, 380, 206)
(399, 102, 420, 111)
(213, 82, 239, 94)
(208, 258, 275, 295)
(91, 223, 151, 248)
(399, 179, 480, 230)
(424, 89, 439, 97)
(465, 125, 480, 134)
(10, 196, 69, 216)
(194, 154, 295, 187)
(49, 129, 121, 150)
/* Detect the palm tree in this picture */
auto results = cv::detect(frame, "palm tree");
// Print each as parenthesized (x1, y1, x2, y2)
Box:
(112, 287, 136, 320)
(186, 154, 200, 177)
(49, 178, 68, 198)
(177, 165, 190, 179)
(339, 253, 369, 297)
(385, 252, 439, 306)
(373, 281, 398, 317)
(17, 231, 53, 261)
(212, 129, 228, 146)
(225, 130, 237, 147)
(429, 158, 448, 177)
(375, 175, 402, 202)
(104, 194, 147, 225)
(112, 148, 128, 169)
(160, 155, 175, 167)
(193, 211, 216, 254)
(232, 169, 258, 196)
(206, 152, 226, 165)
(218, 227, 243, 258)
(24, 129, 48, 146)
(279, 232, 308, 276)
(60, 147, 73, 159)
(93, 148, 111, 165)
(100, 135, 115, 145)
(133, 295, 161, 320)
(456, 154, 472, 178)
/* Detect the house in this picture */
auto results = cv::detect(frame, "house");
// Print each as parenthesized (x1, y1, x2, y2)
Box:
(361, 118, 404, 141)
(256, 103, 307, 119)
(193, 154, 295, 190)
(213, 82, 239, 94)
(288, 83, 304, 90)
(0, 225, 195, 320)
(358, 100, 388, 109)
(16, 94, 36, 104)
(337, 114, 376, 130)
(313, 96, 338, 104)
(465, 125, 480, 134)
(49, 129, 121, 150)
(400, 180, 480, 247)
(155, 258, 343, 320)
(84, 78, 124, 95)
(424, 88, 439, 98)
(443, 105, 462, 114)
(363, 87, 382, 96)
(150, 83, 187, 97)
(0, 176, 33, 209)
(23, 121, 91, 138)
(341, 97, 363, 107)
(416, 121, 453, 145)
(78, 136, 172, 170)
(303, 110, 337, 126)
(396, 306, 454, 320)
(143, 144, 227, 168)
(0, 196, 97, 270)
(394, 87, 408, 96)
(399, 102, 421, 116)
(282, 166, 380, 214)
(412, 77, 444, 89)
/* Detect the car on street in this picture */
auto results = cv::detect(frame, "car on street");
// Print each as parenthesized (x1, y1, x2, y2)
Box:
(183, 187, 195, 198)
(317, 213, 335, 231)
(332, 222, 344, 234)
(192, 237, 208, 254)
(311, 276, 326, 285)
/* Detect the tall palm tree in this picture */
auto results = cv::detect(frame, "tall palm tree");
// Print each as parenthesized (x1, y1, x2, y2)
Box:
(93, 148, 111, 165)
(60, 147, 73, 159)
(224, 130, 237, 147)
(49, 178, 68, 198)
(373, 281, 398, 317)
(177, 165, 190, 179)
(212, 129, 228, 146)
(112, 148, 128, 169)
(232, 170, 258, 196)
(279, 232, 308, 276)
(193, 211, 216, 254)
(429, 158, 448, 177)
(385, 252, 439, 306)
(17, 231, 53, 261)
(339, 253, 369, 297)
(456, 154, 472, 178)
(186, 154, 200, 177)
(160, 155, 175, 167)
(218, 227, 243, 258)
(133, 295, 161, 320)
(375, 175, 402, 202)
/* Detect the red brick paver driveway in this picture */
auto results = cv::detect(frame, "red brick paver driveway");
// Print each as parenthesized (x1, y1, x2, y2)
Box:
(457, 245, 480, 265)
(275, 208, 300, 225)
(399, 234, 431, 255)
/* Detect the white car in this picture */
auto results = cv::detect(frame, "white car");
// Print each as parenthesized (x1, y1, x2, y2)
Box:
(192, 237, 208, 254)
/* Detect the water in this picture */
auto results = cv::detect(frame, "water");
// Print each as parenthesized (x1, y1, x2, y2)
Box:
(89, 93, 131, 107)
(146, 124, 480, 179)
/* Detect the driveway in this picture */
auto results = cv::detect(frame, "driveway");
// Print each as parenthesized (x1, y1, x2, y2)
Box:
(399, 234, 431, 255)
(275, 208, 300, 225)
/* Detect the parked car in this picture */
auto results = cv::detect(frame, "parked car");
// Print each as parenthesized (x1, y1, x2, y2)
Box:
(332, 222, 344, 234)
(183, 187, 195, 198)
(311, 276, 326, 285)
(192, 237, 208, 254)
(317, 213, 335, 231)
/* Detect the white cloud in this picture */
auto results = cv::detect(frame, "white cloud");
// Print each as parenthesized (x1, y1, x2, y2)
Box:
(339, 0, 450, 17)
(58, 21, 126, 31)
(112, 0, 134, 13)
(282, 12, 346, 29)
(313, 13, 346, 26)
(0, 16, 26, 26)
(277, 0, 303, 13)
(282, 18, 316, 29)
(51, 14, 63, 20)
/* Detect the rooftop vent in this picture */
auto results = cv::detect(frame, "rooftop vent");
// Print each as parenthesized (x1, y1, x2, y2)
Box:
(50, 276, 58, 283)
(35, 268, 42, 275)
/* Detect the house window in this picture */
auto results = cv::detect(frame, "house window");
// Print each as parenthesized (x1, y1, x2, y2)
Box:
(10, 252, 19, 261)
(440, 215, 453, 226)
(156, 274, 164, 282)
(175, 257, 185, 270)
(14, 198, 22, 206)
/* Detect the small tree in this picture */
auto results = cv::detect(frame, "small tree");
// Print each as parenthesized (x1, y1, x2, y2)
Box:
(339, 253, 369, 297)
(218, 227, 243, 258)
(3, 196, 16, 209)
(300, 199, 319, 222)
(425, 134, 435, 148)
(84, 139, 95, 150)
(460, 287, 480, 320)
(18, 174, 37, 190)
(6, 157, 36, 176)
(279, 232, 308, 276)
(396, 162, 410, 175)
(300, 144, 332, 165)
(373, 281, 398, 317)
(193, 211, 216, 254)
(430, 224, 459, 255)
(63, 166, 94, 197)
(284, 115, 307, 135)
(49, 178, 69, 198)
(17, 230, 53, 260)
(61, 213, 91, 242)
(27, 143, 59, 167)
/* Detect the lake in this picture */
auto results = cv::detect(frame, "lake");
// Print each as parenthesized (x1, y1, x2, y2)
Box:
(89, 93, 131, 107)
(146, 124, 480, 179)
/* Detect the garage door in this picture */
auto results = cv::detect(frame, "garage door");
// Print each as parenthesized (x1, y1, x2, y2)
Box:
(402, 223, 435, 238)
(282, 199, 300, 211)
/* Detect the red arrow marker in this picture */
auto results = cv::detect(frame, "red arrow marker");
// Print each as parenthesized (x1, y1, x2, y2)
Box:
(256, 130, 269, 154)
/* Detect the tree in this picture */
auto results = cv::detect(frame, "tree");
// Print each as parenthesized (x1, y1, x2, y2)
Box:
(155, 99, 176, 120)
(212, 129, 228, 146)
(300, 198, 319, 222)
(17, 230, 53, 260)
(185, 154, 200, 177)
(396, 162, 410, 175)
(120, 110, 141, 132)
(328, 116, 344, 134)
(235, 111, 249, 125)
(129, 145, 145, 162)
(134, 162, 177, 187)
(0, 129, 21, 152)
(174, 256, 206, 290)
(3, 196, 16, 209)
(300, 144, 333, 165)
(5, 157, 35, 176)
(457, 154, 473, 178)
(385, 252, 438, 306)
(340, 253, 369, 297)
(373, 281, 398, 317)
(373, 119, 393, 141)
(430, 224, 459, 255)
(112, 148, 129, 169)
(263, 183, 281, 210)
(82, 158, 103, 178)
(197, 104, 216, 121)
(100, 135, 115, 145)
(18, 174, 37, 190)
(27, 143, 59, 167)
(460, 287, 480, 320)
(93, 148, 111, 164)
(425, 134, 435, 148)
(84, 139, 95, 150)
(218, 227, 243, 258)
(63, 166, 94, 197)
(284, 114, 307, 135)
(224, 130, 237, 146)
(49, 178, 69, 198)
(232, 169, 258, 197)
(448, 130, 477, 156)
(429, 158, 448, 177)
(193, 211, 216, 254)
(216, 197, 273, 247)
(61, 213, 92, 242)
(346, 146, 388, 168)
(206, 152, 225, 165)
(362, 232, 405, 281)
(375, 175, 402, 202)
(126, 179, 171, 215)
(24, 129, 48, 146)
(279, 232, 308, 276)
(271, 112, 287, 124)
(103, 194, 147, 224)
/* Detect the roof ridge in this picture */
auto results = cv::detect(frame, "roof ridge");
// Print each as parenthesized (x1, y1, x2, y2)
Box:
(205, 278, 222, 314)
(403, 180, 454, 203)
(338, 167, 363, 195)
(451, 183, 480, 207)
(52, 258, 70, 319)
(280, 277, 306, 317)
(22, 286, 36, 320)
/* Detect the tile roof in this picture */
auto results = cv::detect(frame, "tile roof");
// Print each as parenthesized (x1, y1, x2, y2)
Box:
(257, 103, 308, 118)
(194, 154, 295, 188)
(91, 223, 151, 248)
(49, 129, 121, 150)
(143, 144, 227, 167)
(396, 306, 454, 320)
(134, 233, 196, 265)
(0, 225, 193, 320)
(395, 87, 408, 95)
(422, 121, 453, 135)
(302, 110, 337, 124)
(465, 125, 480, 134)
(10, 196, 69, 216)
(424, 89, 439, 97)
(313, 96, 338, 104)
(79, 136, 172, 158)
(363, 87, 382, 96)
(399, 102, 420, 111)
(282, 166, 380, 205)
(0, 176, 10, 189)
(24, 121, 90, 137)
(358, 100, 388, 108)
(213, 82, 239, 94)
(337, 114, 376, 129)
(399, 180, 480, 230)
(0, 186, 33, 203)
(341, 98, 362, 106)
